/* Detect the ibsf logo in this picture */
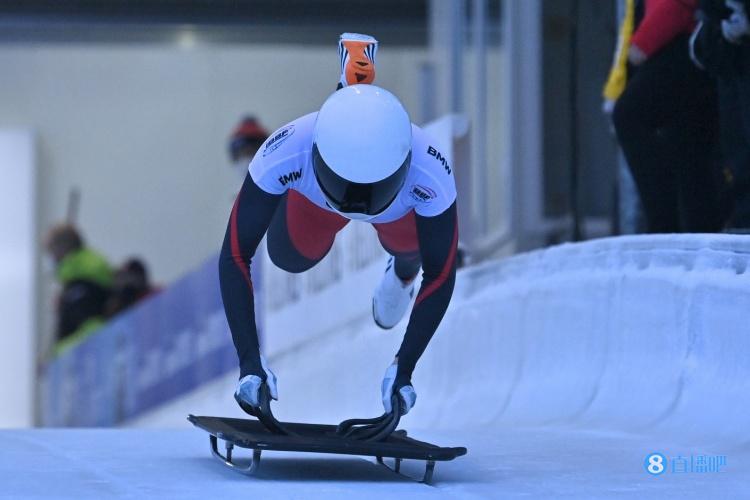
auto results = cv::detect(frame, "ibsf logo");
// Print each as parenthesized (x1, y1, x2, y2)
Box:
(278, 168, 302, 187)
(427, 145, 452, 175)
(263, 125, 295, 157)
(410, 184, 437, 203)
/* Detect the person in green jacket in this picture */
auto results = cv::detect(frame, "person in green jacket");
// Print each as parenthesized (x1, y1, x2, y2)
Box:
(45, 224, 114, 354)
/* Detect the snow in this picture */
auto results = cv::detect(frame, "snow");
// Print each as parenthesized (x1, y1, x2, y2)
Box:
(5, 234, 750, 497)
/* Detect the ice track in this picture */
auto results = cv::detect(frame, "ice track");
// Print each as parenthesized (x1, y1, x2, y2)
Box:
(4, 234, 750, 498)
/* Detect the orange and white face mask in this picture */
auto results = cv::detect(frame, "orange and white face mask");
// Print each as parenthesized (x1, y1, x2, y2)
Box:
(338, 33, 378, 87)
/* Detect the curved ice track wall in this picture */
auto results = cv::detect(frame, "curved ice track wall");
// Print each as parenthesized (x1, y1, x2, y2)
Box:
(408, 234, 750, 442)
(133, 234, 750, 449)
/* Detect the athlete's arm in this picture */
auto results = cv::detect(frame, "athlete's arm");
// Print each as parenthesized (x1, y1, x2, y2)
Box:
(219, 173, 281, 379)
(394, 201, 459, 388)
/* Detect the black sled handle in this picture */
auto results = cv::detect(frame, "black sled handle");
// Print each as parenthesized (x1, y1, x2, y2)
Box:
(237, 383, 296, 436)
(335, 394, 402, 442)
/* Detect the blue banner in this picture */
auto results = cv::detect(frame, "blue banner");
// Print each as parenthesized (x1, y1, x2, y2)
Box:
(42, 254, 262, 426)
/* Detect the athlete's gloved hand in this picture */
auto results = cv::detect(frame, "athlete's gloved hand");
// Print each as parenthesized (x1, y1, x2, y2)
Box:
(722, 0, 750, 44)
(381, 361, 417, 415)
(234, 355, 278, 409)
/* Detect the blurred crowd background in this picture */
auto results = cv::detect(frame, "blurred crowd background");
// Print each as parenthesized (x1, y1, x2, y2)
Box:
(1, 0, 749, 427)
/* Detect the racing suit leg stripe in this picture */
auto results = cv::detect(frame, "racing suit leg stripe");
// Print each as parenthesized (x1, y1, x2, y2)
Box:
(372, 210, 420, 255)
(286, 190, 349, 260)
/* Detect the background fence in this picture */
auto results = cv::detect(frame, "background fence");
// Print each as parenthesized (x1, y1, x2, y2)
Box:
(40, 255, 261, 426)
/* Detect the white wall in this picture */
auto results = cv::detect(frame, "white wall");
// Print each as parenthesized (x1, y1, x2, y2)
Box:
(0, 41, 429, 348)
(0, 42, 429, 285)
(0, 41, 508, 361)
(0, 130, 36, 427)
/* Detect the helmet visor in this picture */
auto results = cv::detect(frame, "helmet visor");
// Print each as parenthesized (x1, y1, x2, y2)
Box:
(312, 143, 410, 217)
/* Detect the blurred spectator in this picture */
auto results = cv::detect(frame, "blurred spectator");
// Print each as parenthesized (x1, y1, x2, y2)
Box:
(106, 258, 160, 317)
(691, 0, 750, 228)
(606, 0, 725, 233)
(228, 116, 269, 178)
(44, 224, 113, 352)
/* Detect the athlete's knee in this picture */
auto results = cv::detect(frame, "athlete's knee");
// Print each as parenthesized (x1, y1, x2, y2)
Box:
(267, 231, 321, 273)
(393, 254, 421, 281)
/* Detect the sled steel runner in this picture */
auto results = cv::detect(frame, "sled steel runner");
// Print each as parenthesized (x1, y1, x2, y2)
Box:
(189, 385, 466, 484)
(209, 434, 261, 475)
(373, 430, 437, 483)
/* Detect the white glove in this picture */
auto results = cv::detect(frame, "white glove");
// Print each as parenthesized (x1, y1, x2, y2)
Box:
(722, 0, 750, 44)
(381, 362, 417, 415)
(234, 355, 278, 408)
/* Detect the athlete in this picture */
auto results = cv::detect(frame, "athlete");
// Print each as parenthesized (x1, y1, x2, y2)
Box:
(220, 34, 458, 417)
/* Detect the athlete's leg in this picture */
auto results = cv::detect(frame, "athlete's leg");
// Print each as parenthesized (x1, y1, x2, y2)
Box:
(372, 211, 421, 280)
(370, 211, 421, 329)
(267, 190, 349, 273)
(393, 255, 421, 282)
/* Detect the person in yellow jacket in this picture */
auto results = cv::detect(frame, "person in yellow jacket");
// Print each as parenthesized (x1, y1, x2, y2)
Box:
(45, 224, 114, 355)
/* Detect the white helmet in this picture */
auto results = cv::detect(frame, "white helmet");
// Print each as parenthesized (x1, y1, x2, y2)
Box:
(313, 84, 412, 219)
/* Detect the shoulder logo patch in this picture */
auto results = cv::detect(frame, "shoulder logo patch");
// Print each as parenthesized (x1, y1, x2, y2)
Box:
(278, 168, 302, 187)
(427, 145, 452, 175)
(409, 184, 437, 203)
(263, 125, 295, 157)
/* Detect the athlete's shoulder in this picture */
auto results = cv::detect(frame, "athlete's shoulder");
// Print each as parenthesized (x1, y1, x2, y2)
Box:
(410, 124, 454, 177)
(249, 112, 317, 194)
(408, 124, 456, 217)
(257, 112, 317, 161)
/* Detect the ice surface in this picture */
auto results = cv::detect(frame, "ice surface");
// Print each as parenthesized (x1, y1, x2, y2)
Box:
(1, 426, 747, 499)
(7, 234, 750, 498)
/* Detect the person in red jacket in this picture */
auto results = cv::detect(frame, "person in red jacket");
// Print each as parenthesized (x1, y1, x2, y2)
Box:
(628, 0, 699, 63)
(613, 0, 725, 232)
